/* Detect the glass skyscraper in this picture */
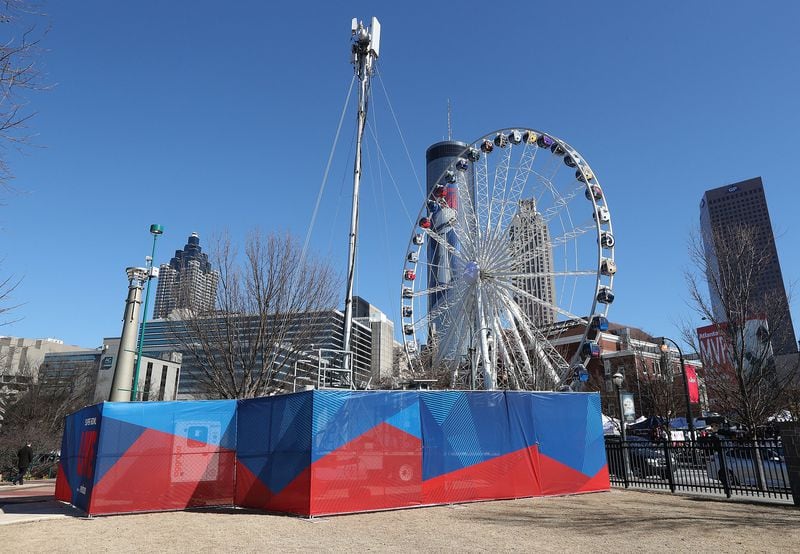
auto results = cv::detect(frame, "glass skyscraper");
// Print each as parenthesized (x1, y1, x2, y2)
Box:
(153, 232, 219, 319)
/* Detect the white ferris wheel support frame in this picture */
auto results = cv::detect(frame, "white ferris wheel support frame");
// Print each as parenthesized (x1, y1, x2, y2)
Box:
(400, 128, 616, 391)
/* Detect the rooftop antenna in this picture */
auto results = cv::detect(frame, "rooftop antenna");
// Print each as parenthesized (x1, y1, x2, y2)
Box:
(447, 98, 452, 140)
(342, 17, 381, 379)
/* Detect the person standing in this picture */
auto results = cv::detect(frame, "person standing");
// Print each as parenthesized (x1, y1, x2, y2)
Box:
(13, 442, 33, 485)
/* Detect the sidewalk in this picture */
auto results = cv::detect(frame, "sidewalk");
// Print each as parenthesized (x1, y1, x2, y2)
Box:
(0, 480, 80, 525)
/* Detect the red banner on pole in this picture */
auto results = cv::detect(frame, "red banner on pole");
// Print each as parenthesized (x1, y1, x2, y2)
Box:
(684, 364, 699, 403)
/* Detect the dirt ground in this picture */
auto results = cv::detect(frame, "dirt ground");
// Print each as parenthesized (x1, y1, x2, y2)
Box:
(2, 489, 799, 552)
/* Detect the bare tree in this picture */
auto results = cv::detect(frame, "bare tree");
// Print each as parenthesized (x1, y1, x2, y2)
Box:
(0, 1, 48, 187)
(0, 358, 95, 475)
(0, 270, 21, 325)
(686, 224, 799, 436)
(630, 345, 683, 426)
(168, 230, 339, 399)
(0, 2, 48, 326)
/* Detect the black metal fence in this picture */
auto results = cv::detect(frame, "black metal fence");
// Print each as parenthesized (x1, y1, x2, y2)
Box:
(605, 437, 792, 502)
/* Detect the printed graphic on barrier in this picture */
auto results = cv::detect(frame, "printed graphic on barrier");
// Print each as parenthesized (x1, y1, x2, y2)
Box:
(57, 391, 608, 517)
(58, 400, 236, 515)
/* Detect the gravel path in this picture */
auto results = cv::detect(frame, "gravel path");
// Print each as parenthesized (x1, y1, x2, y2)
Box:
(2, 490, 798, 552)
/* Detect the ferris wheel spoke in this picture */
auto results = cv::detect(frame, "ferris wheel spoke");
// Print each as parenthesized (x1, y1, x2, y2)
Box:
(539, 183, 584, 223)
(487, 145, 513, 236)
(483, 286, 531, 378)
(427, 281, 469, 321)
(424, 281, 469, 327)
(495, 143, 538, 234)
(495, 280, 588, 324)
(493, 270, 597, 280)
(474, 154, 490, 242)
(433, 288, 475, 365)
(497, 223, 596, 271)
(491, 311, 520, 390)
(450, 174, 480, 258)
(405, 282, 455, 299)
(496, 290, 567, 386)
(420, 227, 469, 264)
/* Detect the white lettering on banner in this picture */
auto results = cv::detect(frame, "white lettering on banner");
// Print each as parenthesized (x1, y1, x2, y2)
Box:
(84, 417, 97, 426)
(78, 485, 86, 495)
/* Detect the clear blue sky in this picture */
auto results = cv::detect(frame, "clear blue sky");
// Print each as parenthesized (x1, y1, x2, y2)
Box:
(2, 1, 798, 350)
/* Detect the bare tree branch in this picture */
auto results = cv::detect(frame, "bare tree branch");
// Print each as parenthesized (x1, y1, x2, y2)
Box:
(166, 230, 340, 399)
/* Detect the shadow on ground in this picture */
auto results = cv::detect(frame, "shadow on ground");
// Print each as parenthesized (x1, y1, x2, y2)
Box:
(462, 491, 799, 534)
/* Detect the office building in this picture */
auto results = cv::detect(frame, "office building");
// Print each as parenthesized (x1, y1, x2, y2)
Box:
(0, 336, 88, 402)
(140, 309, 373, 398)
(38, 337, 182, 404)
(509, 198, 556, 326)
(699, 177, 796, 354)
(153, 232, 219, 319)
(353, 296, 396, 382)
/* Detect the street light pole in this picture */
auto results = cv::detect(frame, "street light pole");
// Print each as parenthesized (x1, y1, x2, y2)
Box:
(131, 224, 163, 401)
(612, 372, 627, 442)
(612, 371, 630, 486)
(660, 336, 696, 441)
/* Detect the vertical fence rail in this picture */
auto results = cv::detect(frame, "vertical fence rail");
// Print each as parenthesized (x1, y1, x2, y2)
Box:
(605, 437, 792, 502)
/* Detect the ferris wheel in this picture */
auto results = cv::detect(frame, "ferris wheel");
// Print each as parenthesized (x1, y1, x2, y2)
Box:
(400, 128, 616, 391)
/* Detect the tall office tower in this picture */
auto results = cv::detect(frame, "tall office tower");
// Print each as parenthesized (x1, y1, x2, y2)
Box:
(153, 232, 219, 319)
(425, 140, 473, 353)
(509, 198, 556, 326)
(699, 177, 797, 354)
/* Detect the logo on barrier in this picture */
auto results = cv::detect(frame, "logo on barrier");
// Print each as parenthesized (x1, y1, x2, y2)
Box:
(171, 420, 221, 483)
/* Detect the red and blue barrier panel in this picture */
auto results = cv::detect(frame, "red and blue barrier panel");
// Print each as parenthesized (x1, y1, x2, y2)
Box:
(58, 391, 608, 516)
(57, 400, 237, 515)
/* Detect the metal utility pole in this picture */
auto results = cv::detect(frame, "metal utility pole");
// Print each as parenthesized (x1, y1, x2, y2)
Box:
(109, 267, 149, 402)
(131, 224, 163, 401)
(342, 17, 380, 370)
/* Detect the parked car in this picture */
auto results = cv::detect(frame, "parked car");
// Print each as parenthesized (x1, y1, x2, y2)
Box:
(608, 436, 676, 480)
(706, 444, 789, 489)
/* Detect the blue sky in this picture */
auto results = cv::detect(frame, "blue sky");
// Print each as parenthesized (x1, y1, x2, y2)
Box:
(1, 1, 798, 350)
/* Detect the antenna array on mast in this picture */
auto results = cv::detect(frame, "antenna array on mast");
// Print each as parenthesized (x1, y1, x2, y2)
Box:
(341, 17, 381, 378)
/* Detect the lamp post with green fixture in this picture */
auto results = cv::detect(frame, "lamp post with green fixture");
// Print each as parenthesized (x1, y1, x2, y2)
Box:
(131, 224, 163, 401)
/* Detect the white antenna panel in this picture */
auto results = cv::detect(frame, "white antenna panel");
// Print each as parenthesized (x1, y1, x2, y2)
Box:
(370, 17, 381, 57)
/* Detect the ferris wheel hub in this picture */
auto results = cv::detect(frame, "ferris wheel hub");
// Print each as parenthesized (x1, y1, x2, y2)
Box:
(463, 261, 481, 285)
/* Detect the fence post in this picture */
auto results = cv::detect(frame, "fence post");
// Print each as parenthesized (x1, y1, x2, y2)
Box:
(777, 423, 800, 507)
(664, 440, 676, 493)
(621, 440, 630, 488)
(715, 437, 732, 499)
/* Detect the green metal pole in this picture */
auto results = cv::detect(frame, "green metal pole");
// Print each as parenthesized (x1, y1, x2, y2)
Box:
(131, 224, 163, 401)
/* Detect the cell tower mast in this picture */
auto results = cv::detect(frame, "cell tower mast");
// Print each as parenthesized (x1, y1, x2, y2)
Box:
(342, 17, 381, 373)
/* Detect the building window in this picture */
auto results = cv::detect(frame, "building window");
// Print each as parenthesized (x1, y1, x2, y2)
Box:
(158, 366, 168, 401)
(142, 362, 153, 401)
